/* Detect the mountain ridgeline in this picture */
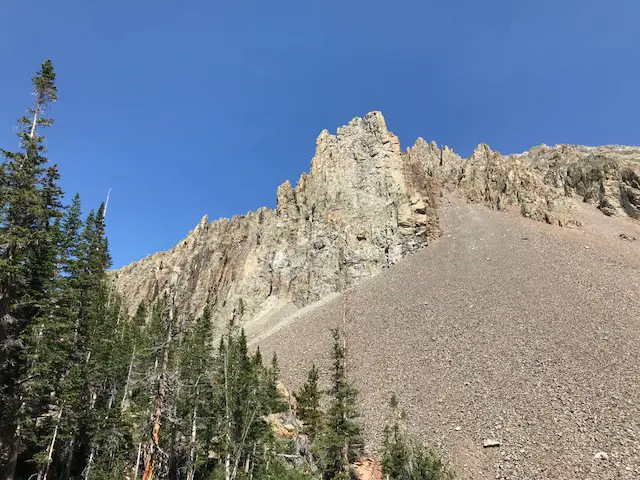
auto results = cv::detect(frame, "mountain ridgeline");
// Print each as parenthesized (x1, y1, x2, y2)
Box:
(3, 60, 640, 480)
(112, 112, 640, 328)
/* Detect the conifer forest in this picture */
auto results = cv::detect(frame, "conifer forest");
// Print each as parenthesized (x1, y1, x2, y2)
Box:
(0, 61, 451, 480)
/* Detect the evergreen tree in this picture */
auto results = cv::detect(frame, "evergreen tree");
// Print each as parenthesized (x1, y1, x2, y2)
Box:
(209, 325, 287, 480)
(75, 204, 131, 479)
(0, 59, 65, 480)
(318, 329, 363, 480)
(381, 394, 410, 479)
(0, 58, 458, 480)
(294, 364, 323, 440)
(138, 293, 178, 480)
(261, 352, 287, 415)
(381, 395, 453, 480)
(177, 305, 214, 480)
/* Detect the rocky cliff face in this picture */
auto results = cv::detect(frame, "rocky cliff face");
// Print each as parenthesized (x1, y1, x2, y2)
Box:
(112, 112, 442, 324)
(453, 142, 640, 225)
(111, 112, 640, 326)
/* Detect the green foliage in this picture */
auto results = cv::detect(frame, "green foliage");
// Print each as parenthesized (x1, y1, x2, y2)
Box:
(1, 60, 458, 480)
(0, 58, 67, 480)
(210, 325, 280, 477)
(381, 394, 453, 480)
(261, 352, 288, 414)
(252, 460, 317, 480)
(316, 329, 363, 480)
(294, 363, 323, 440)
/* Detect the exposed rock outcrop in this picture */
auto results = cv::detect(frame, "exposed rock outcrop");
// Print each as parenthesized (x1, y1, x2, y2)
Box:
(111, 112, 640, 327)
(405, 140, 640, 226)
(112, 112, 441, 325)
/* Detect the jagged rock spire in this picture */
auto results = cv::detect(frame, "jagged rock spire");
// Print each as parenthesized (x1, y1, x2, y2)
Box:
(111, 113, 640, 329)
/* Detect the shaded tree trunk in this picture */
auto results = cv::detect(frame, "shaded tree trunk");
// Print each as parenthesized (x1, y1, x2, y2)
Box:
(39, 406, 63, 480)
(143, 295, 174, 480)
(62, 437, 75, 480)
(4, 422, 21, 480)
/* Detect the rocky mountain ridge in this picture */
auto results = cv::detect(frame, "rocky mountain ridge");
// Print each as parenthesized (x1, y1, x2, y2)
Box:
(111, 112, 640, 326)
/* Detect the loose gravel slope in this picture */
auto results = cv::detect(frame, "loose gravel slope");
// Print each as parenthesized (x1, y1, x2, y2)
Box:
(253, 197, 640, 480)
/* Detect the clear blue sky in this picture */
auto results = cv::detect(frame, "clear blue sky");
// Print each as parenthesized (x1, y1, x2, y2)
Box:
(1, 1, 638, 268)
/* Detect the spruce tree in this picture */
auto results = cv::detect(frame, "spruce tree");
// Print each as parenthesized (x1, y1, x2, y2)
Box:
(318, 329, 363, 480)
(261, 352, 287, 415)
(381, 394, 410, 479)
(0, 59, 65, 480)
(139, 293, 177, 480)
(178, 305, 214, 480)
(209, 325, 286, 480)
(380, 394, 453, 480)
(74, 204, 133, 479)
(294, 364, 323, 440)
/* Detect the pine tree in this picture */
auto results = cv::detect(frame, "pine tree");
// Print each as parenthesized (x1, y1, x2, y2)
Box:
(208, 324, 286, 480)
(0, 59, 65, 480)
(178, 305, 214, 480)
(381, 394, 410, 479)
(140, 293, 176, 480)
(260, 352, 287, 415)
(294, 364, 323, 440)
(381, 394, 452, 480)
(318, 328, 363, 480)
(73, 203, 133, 480)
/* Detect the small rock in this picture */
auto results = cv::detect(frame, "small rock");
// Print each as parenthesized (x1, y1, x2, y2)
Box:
(455, 426, 462, 431)
(593, 451, 608, 461)
(483, 439, 501, 448)
(584, 245, 590, 249)
(619, 233, 636, 242)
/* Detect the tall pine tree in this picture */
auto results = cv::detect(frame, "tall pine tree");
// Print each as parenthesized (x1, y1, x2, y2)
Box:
(381, 394, 453, 480)
(295, 364, 323, 441)
(0, 59, 65, 480)
(318, 329, 363, 480)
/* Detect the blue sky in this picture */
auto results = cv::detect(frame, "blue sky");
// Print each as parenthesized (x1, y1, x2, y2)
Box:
(1, 1, 638, 268)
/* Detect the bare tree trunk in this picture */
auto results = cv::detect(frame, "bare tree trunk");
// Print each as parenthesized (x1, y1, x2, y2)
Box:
(143, 295, 174, 480)
(29, 103, 41, 139)
(133, 442, 142, 480)
(244, 450, 251, 474)
(186, 402, 198, 480)
(84, 447, 94, 480)
(120, 346, 136, 413)
(39, 406, 63, 480)
(231, 409, 257, 480)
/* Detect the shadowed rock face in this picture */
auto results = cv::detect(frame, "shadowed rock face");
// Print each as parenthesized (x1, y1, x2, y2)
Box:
(111, 112, 640, 329)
